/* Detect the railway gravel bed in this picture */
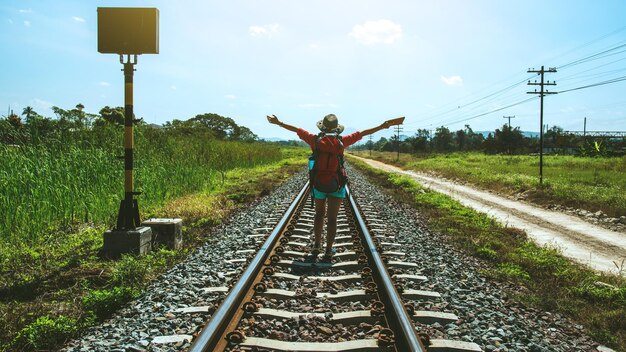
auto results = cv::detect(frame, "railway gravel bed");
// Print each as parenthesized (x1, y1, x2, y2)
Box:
(347, 164, 609, 352)
(62, 163, 611, 352)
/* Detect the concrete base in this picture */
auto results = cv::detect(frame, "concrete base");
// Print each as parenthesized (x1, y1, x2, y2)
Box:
(141, 218, 183, 250)
(102, 226, 152, 257)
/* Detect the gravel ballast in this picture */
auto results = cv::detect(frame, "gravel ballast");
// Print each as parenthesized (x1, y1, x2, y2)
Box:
(62, 164, 612, 352)
(347, 164, 611, 352)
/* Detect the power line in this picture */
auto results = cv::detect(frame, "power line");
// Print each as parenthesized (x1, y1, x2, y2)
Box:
(557, 74, 626, 94)
(558, 43, 626, 70)
(430, 96, 538, 128)
(405, 75, 532, 127)
(404, 27, 626, 132)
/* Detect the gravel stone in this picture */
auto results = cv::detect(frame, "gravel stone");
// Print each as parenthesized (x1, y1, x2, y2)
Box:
(61, 164, 613, 352)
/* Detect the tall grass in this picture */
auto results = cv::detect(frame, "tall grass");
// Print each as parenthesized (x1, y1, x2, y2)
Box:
(0, 128, 281, 243)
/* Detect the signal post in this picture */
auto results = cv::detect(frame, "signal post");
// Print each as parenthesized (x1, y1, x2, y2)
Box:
(98, 7, 159, 256)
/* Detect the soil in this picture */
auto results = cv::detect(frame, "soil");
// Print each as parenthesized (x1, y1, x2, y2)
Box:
(350, 155, 626, 275)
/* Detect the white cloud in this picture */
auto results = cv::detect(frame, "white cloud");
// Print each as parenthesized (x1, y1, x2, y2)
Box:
(23, 20, 31, 27)
(309, 43, 320, 49)
(73, 16, 85, 23)
(30, 98, 53, 111)
(249, 24, 280, 38)
(98, 81, 110, 87)
(349, 19, 402, 45)
(224, 94, 236, 99)
(441, 75, 463, 86)
(19, 9, 33, 13)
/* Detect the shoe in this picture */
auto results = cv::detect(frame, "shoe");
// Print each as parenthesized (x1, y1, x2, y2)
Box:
(311, 243, 322, 255)
(323, 248, 336, 261)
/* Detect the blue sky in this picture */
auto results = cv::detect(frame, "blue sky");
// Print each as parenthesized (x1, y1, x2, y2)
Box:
(1, 1, 626, 140)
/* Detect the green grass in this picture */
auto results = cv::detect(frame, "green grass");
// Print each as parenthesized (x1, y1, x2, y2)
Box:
(0, 146, 309, 352)
(0, 137, 282, 244)
(352, 151, 626, 217)
(349, 157, 626, 351)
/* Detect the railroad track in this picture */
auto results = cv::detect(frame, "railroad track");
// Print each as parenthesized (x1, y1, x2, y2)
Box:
(187, 181, 481, 352)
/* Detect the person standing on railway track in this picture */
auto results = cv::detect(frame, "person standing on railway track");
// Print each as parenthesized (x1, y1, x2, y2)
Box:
(267, 113, 403, 260)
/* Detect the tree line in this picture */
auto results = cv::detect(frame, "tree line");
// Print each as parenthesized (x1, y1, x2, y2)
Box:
(351, 124, 626, 157)
(0, 105, 258, 146)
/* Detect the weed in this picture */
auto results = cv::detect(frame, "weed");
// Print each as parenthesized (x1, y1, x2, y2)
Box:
(496, 263, 531, 282)
(82, 286, 139, 320)
(573, 281, 626, 304)
(476, 246, 498, 261)
(11, 315, 78, 351)
(112, 255, 149, 287)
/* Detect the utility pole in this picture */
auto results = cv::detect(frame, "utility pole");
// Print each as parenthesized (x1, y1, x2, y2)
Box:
(394, 124, 403, 161)
(503, 115, 515, 128)
(583, 117, 587, 137)
(368, 135, 373, 157)
(527, 65, 557, 185)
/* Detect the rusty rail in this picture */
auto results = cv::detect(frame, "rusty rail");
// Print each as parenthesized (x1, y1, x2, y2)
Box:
(188, 181, 310, 352)
(347, 189, 426, 352)
(190, 182, 426, 351)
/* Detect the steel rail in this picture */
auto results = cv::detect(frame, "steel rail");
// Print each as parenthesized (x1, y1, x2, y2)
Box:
(188, 181, 310, 352)
(347, 186, 427, 352)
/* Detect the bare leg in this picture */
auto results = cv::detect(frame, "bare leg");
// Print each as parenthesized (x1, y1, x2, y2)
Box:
(325, 196, 343, 253)
(314, 198, 326, 248)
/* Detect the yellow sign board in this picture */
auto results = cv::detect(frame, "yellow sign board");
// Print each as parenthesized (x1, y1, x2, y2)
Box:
(97, 7, 159, 55)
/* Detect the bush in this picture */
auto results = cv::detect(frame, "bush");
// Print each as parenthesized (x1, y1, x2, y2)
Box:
(573, 282, 626, 304)
(112, 254, 149, 287)
(11, 315, 78, 350)
(82, 286, 139, 320)
(476, 246, 498, 261)
(496, 263, 531, 282)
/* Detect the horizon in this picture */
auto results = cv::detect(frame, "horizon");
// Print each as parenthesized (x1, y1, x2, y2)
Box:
(2, 1, 626, 140)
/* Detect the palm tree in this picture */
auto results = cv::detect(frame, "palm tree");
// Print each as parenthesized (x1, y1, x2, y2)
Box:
(22, 106, 35, 123)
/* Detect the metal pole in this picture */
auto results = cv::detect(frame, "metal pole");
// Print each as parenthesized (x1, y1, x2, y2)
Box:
(503, 115, 515, 128)
(527, 66, 556, 186)
(396, 126, 400, 161)
(583, 117, 587, 137)
(539, 67, 544, 184)
(116, 54, 141, 230)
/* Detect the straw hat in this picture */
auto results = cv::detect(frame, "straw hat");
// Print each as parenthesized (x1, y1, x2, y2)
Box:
(316, 114, 344, 133)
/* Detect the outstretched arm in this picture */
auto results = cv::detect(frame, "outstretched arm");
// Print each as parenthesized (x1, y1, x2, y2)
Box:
(267, 114, 299, 133)
(360, 116, 405, 137)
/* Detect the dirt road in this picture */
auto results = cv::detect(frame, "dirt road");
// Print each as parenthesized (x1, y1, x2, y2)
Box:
(351, 155, 626, 275)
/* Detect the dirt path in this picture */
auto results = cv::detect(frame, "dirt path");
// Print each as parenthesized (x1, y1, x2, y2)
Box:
(351, 155, 626, 275)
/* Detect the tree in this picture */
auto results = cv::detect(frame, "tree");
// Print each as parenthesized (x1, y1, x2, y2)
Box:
(189, 113, 239, 140)
(96, 106, 125, 126)
(235, 126, 257, 142)
(408, 129, 431, 153)
(432, 126, 454, 152)
(22, 106, 37, 124)
(461, 124, 484, 151)
(493, 124, 525, 154)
